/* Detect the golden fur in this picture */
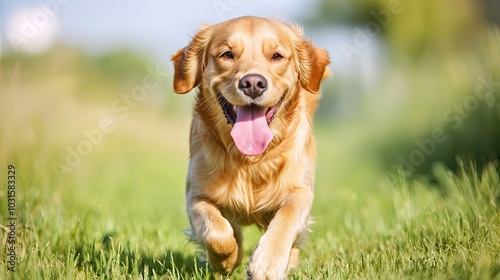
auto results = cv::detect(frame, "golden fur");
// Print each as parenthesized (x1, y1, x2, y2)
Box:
(171, 16, 330, 279)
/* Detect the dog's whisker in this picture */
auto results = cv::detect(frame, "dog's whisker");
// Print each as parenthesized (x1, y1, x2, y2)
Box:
(196, 94, 216, 112)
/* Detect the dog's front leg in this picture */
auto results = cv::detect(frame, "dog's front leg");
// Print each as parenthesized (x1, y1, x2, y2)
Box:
(188, 198, 243, 274)
(247, 188, 313, 280)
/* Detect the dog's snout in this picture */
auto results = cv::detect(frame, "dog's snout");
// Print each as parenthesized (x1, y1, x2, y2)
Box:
(238, 74, 267, 99)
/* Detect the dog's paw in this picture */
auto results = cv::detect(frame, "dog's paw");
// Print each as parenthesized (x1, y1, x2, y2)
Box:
(247, 244, 289, 280)
(204, 221, 240, 274)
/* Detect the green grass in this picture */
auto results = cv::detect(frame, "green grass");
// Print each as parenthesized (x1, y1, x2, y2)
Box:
(1, 90, 499, 280)
(0, 45, 499, 279)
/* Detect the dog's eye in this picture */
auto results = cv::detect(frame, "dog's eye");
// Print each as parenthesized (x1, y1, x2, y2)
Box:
(271, 53, 284, 61)
(220, 51, 234, 59)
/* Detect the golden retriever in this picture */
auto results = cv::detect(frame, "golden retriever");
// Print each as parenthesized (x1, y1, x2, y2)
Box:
(171, 16, 330, 279)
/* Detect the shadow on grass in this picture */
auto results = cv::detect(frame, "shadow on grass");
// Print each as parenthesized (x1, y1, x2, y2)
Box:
(72, 236, 212, 279)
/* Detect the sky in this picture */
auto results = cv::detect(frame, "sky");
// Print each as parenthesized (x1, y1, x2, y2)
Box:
(0, 0, 318, 59)
(0, 0, 382, 100)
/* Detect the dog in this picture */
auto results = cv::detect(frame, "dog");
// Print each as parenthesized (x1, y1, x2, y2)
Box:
(171, 16, 330, 279)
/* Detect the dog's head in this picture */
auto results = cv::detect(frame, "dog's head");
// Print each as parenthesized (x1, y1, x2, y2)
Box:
(172, 16, 330, 156)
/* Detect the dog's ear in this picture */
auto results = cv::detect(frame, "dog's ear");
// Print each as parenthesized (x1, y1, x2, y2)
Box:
(290, 25, 331, 94)
(171, 25, 212, 94)
(301, 43, 330, 94)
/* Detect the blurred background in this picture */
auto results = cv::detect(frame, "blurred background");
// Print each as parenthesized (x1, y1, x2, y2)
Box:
(1, 0, 499, 214)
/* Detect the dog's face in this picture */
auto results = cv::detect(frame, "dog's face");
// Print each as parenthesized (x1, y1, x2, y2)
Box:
(172, 16, 329, 156)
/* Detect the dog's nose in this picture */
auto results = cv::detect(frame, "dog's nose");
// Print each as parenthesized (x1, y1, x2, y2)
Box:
(238, 74, 267, 99)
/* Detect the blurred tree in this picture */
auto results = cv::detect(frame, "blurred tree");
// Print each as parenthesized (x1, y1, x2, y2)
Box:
(308, 0, 487, 59)
(94, 50, 152, 82)
(382, 0, 485, 59)
(1, 46, 157, 101)
(306, 0, 379, 25)
(308, 0, 500, 176)
(482, 0, 500, 26)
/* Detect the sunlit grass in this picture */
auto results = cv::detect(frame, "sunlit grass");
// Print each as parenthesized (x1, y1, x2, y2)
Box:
(1, 78, 499, 280)
(1, 28, 499, 278)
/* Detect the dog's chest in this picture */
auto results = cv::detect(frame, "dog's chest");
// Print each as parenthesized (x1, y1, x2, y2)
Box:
(206, 161, 289, 220)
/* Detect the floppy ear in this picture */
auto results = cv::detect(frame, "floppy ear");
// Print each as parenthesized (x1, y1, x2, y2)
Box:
(297, 41, 330, 94)
(288, 24, 330, 94)
(302, 44, 330, 93)
(171, 25, 212, 94)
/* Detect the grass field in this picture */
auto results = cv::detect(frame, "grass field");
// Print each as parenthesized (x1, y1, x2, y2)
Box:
(1, 90, 499, 280)
(1, 48, 499, 279)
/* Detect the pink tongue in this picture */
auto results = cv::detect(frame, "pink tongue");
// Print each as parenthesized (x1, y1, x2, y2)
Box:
(230, 106, 273, 156)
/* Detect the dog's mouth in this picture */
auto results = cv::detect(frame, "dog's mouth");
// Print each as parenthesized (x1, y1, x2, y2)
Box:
(217, 94, 284, 156)
(217, 94, 282, 126)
